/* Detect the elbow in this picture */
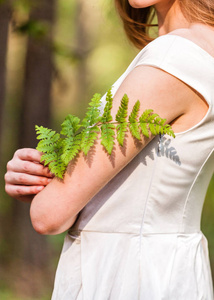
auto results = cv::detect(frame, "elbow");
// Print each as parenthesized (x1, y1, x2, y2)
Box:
(30, 198, 77, 235)
(30, 215, 65, 235)
(30, 210, 56, 235)
(30, 202, 61, 235)
(31, 220, 49, 235)
(31, 215, 77, 235)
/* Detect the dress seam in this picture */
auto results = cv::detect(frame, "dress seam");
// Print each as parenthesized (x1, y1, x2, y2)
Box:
(138, 146, 159, 300)
(166, 233, 178, 300)
(68, 229, 203, 235)
(180, 148, 214, 232)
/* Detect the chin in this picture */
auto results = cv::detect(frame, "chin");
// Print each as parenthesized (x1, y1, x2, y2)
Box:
(128, 0, 160, 8)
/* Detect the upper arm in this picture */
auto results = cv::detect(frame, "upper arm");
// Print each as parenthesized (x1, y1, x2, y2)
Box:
(30, 65, 191, 235)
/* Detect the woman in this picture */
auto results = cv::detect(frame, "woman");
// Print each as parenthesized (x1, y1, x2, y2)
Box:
(5, 0, 214, 299)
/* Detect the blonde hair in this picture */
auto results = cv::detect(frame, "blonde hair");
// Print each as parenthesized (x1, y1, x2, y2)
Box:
(115, 0, 214, 49)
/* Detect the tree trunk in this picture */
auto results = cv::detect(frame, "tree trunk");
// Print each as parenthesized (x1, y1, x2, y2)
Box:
(0, 2, 11, 163)
(10, 0, 56, 295)
(73, 0, 93, 117)
(19, 0, 56, 147)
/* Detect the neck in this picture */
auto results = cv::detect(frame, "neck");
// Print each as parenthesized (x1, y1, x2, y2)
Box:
(155, 0, 190, 35)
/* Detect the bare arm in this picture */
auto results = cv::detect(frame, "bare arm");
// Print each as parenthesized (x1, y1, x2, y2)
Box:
(30, 65, 195, 235)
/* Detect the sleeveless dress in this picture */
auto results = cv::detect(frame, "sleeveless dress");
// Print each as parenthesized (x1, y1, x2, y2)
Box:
(51, 34, 214, 299)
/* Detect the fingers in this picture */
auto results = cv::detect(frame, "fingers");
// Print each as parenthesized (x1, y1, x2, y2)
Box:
(7, 159, 53, 178)
(5, 183, 45, 199)
(4, 172, 53, 186)
(7, 148, 54, 178)
(14, 148, 43, 163)
(5, 148, 54, 199)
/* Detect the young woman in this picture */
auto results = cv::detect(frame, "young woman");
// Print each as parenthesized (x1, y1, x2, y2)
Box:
(5, 0, 214, 298)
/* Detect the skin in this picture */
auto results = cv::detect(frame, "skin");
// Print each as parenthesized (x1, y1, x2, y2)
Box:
(5, 0, 214, 234)
(5, 149, 54, 202)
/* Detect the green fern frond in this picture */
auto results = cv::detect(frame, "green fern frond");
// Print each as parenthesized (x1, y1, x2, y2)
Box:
(48, 156, 66, 179)
(36, 126, 66, 178)
(35, 125, 59, 143)
(151, 115, 175, 138)
(139, 110, 175, 138)
(149, 123, 157, 135)
(81, 93, 102, 128)
(60, 115, 81, 137)
(162, 125, 175, 137)
(116, 94, 128, 123)
(147, 113, 159, 122)
(116, 122, 128, 146)
(36, 141, 57, 153)
(139, 110, 154, 138)
(81, 126, 100, 155)
(35, 89, 175, 178)
(129, 122, 141, 140)
(139, 109, 153, 123)
(116, 94, 128, 145)
(139, 122, 149, 138)
(36, 126, 60, 153)
(101, 123, 115, 155)
(60, 133, 81, 165)
(48, 139, 66, 179)
(128, 100, 141, 140)
(128, 100, 140, 123)
(101, 89, 113, 123)
(40, 153, 56, 166)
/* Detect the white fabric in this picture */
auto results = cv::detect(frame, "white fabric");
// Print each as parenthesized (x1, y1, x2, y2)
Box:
(51, 35, 214, 300)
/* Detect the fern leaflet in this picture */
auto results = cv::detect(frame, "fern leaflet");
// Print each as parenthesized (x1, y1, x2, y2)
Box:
(61, 134, 82, 165)
(101, 89, 113, 123)
(36, 126, 66, 178)
(116, 94, 128, 146)
(101, 123, 115, 155)
(60, 115, 81, 137)
(81, 126, 100, 155)
(81, 93, 102, 127)
(128, 100, 141, 140)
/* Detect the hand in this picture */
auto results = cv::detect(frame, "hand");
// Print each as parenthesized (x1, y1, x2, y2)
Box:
(5, 148, 54, 202)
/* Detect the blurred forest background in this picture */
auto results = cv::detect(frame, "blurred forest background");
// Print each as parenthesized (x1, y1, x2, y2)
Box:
(0, 0, 213, 299)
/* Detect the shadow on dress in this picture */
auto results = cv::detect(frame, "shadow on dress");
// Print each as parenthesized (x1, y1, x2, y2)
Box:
(70, 135, 181, 231)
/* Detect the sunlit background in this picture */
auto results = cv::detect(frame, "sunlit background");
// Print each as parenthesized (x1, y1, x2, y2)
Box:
(0, 0, 213, 299)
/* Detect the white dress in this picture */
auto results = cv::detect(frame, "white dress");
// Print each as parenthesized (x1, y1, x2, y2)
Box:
(51, 35, 214, 299)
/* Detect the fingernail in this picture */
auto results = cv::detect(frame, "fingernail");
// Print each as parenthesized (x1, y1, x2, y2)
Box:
(47, 179, 52, 183)
(37, 186, 44, 191)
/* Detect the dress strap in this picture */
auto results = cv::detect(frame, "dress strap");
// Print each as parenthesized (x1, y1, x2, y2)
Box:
(135, 34, 214, 106)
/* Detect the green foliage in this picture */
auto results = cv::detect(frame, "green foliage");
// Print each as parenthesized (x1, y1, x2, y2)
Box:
(101, 123, 115, 155)
(81, 93, 102, 155)
(36, 88, 175, 178)
(14, 20, 49, 39)
(99, 89, 115, 154)
(139, 110, 175, 137)
(100, 89, 113, 123)
(129, 100, 141, 140)
(35, 126, 66, 178)
(116, 94, 128, 146)
(60, 115, 82, 165)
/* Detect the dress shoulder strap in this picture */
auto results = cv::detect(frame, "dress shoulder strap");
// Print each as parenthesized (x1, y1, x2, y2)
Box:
(135, 34, 214, 106)
(99, 34, 214, 115)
